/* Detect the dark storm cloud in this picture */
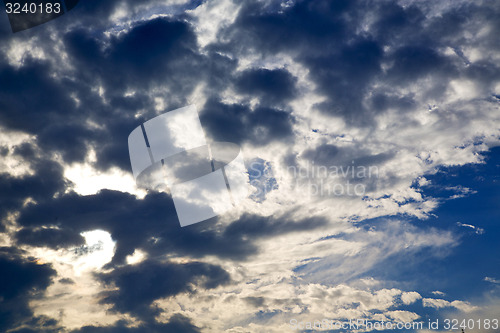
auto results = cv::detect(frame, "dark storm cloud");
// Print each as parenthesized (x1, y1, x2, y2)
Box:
(301, 144, 341, 165)
(244, 296, 265, 308)
(0, 15, 238, 172)
(223, 213, 327, 239)
(217, 0, 500, 124)
(369, 1, 427, 46)
(16, 188, 327, 265)
(52, 17, 207, 167)
(71, 314, 200, 333)
(0, 247, 57, 332)
(90, 116, 144, 173)
(0, 59, 77, 133)
(217, 0, 372, 121)
(219, 0, 352, 55)
(200, 98, 294, 145)
(59, 0, 204, 30)
(233, 68, 298, 104)
(98, 260, 230, 320)
(0, 152, 68, 230)
(65, 18, 206, 93)
(386, 46, 454, 83)
(368, 92, 415, 113)
(303, 38, 384, 122)
(293, 143, 396, 193)
(0, 58, 98, 164)
(110, 19, 197, 75)
(15, 227, 85, 249)
(8, 183, 327, 328)
(300, 143, 395, 169)
(15, 190, 254, 264)
(58, 277, 75, 284)
(62, 16, 235, 102)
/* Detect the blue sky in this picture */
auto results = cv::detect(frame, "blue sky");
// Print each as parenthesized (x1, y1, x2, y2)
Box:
(354, 146, 500, 328)
(418, 147, 500, 300)
(0, 0, 499, 332)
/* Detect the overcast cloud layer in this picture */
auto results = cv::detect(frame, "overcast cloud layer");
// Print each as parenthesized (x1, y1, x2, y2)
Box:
(0, 0, 499, 332)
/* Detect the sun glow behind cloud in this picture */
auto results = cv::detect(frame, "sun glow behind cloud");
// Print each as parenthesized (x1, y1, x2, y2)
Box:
(28, 230, 120, 329)
(28, 229, 116, 276)
(75, 230, 116, 272)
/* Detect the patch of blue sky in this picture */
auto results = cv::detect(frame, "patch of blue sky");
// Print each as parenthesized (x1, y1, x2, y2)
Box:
(357, 146, 500, 305)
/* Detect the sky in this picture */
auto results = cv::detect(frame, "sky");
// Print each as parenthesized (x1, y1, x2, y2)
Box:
(0, 0, 499, 332)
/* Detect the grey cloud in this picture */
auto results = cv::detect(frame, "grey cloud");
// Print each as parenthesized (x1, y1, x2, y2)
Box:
(0, 247, 57, 332)
(200, 98, 294, 145)
(15, 187, 327, 266)
(233, 68, 298, 105)
(98, 260, 230, 321)
(71, 314, 200, 333)
(15, 227, 85, 249)
(0, 154, 68, 230)
(215, 0, 500, 125)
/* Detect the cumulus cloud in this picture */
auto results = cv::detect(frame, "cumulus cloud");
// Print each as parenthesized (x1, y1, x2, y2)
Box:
(422, 298, 479, 313)
(401, 291, 422, 305)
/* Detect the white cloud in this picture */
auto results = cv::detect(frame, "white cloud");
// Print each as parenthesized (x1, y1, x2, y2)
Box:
(189, 0, 241, 47)
(0, 128, 35, 177)
(439, 297, 500, 333)
(423, 298, 479, 313)
(484, 277, 500, 284)
(64, 162, 144, 197)
(401, 291, 422, 305)
(154, 280, 422, 332)
(385, 310, 420, 323)
(422, 298, 451, 309)
(457, 222, 485, 235)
